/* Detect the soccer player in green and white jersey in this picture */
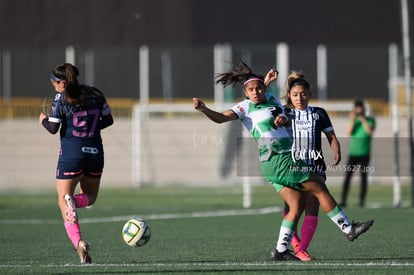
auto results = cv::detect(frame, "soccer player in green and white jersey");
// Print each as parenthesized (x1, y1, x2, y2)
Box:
(193, 62, 373, 261)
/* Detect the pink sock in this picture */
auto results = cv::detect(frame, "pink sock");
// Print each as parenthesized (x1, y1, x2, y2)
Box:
(299, 215, 318, 252)
(74, 194, 89, 208)
(64, 222, 82, 249)
(283, 210, 300, 245)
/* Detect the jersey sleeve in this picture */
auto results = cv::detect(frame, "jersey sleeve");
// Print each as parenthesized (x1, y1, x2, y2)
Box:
(230, 101, 247, 120)
(318, 108, 334, 133)
(92, 87, 112, 117)
(268, 94, 288, 119)
(42, 118, 60, 134)
(48, 93, 63, 124)
(101, 101, 112, 116)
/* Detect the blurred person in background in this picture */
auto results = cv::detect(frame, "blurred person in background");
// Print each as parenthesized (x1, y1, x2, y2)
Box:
(340, 99, 375, 208)
(39, 63, 113, 264)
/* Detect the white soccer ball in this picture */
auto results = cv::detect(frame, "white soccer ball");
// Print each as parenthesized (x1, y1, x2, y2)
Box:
(122, 218, 151, 247)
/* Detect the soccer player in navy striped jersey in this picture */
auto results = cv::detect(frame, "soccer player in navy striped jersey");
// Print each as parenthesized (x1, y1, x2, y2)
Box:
(39, 63, 113, 264)
(280, 71, 341, 261)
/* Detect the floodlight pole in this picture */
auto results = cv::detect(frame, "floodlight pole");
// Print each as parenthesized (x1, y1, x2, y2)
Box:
(389, 44, 401, 207)
(400, 0, 413, 206)
(276, 43, 289, 99)
(65, 46, 75, 65)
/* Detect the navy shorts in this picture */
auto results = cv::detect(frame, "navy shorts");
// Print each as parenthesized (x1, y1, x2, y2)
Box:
(56, 150, 104, 179)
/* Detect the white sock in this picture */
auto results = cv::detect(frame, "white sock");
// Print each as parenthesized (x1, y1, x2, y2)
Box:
(276, 220, 296, 252)
(327, 206, 352, 234)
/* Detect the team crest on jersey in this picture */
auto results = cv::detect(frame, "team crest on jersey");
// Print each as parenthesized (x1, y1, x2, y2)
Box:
(237, 105, 244, 112)
(54, 93, 61, 101)
(312, 112, 319, 120)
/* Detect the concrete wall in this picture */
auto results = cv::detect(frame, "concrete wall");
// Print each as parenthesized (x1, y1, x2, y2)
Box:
(0, 113, 410, 193)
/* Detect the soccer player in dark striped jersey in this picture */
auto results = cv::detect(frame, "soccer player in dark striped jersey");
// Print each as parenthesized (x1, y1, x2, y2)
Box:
(282, 71, 341, 261)
(39, 63, 113, 264)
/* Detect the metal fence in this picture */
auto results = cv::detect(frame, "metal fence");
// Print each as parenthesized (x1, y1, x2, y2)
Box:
(0, 43, 396, 102)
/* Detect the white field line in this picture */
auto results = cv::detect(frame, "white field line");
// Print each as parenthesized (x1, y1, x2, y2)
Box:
(0, 206, 282, 225)
(1, 261, 414, 269)
(1, 201, 401, 225)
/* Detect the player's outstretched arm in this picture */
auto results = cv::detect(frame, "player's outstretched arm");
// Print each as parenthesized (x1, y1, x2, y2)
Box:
(193, 97, 237, 124)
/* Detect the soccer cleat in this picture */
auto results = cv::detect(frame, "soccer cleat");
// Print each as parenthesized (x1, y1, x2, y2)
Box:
(77, 239, 92, 264)
(295, 250, 312, 261)
(271, 248, 300, 261)
(64, 194, 78, 224)
(344, 219, 374, 241)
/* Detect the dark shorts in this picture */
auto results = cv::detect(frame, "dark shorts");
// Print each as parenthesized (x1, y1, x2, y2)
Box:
(56, 150, 104, 179)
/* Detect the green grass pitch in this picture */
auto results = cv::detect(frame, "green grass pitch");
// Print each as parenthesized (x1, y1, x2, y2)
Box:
(0, 184, 413, 274)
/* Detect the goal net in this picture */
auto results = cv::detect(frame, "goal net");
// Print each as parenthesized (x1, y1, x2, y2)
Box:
(131, 103, 265, 189)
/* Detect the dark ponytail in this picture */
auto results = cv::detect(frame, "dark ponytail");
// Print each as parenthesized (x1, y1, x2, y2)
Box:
(215, 61, 264, 87)
(52, 63, 81, 105)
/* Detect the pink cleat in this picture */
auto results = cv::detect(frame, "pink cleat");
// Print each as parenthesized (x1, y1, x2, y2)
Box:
(77, 239, 92, 264)
(295, 250, 312, 261)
